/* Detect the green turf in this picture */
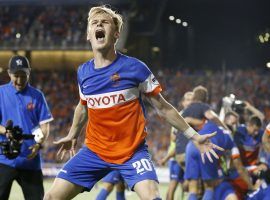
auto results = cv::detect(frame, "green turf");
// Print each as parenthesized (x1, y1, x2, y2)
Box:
(9, 178, 186, 200)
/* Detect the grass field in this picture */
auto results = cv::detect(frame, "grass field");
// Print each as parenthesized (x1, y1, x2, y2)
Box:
(9, 178, 186, 200)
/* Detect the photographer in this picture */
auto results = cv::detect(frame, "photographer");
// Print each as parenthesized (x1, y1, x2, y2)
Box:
(220, 94, 265, 124)
(0, 55, 53, 200)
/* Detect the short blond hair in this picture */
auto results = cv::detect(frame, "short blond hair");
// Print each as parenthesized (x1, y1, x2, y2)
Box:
(87, 5, 123, 40)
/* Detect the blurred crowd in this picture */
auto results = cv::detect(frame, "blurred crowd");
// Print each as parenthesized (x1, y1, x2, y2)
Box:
(0, 68, 269, 164)
(0, 6, 88, 48)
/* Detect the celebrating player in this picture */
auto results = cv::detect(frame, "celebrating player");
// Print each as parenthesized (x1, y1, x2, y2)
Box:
(44, 5, 223, 200)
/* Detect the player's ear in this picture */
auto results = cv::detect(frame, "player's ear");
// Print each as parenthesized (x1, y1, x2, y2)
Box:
(114, 31, 120, 39)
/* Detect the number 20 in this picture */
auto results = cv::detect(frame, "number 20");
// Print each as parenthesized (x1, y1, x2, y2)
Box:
(132, 159, 153, 174)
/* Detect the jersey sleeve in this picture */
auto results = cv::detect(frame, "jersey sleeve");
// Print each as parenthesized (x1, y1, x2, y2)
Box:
(259, 149, 267, 164)
(224, 132, 240, 159)
(77, 65, 87, 105)
(136, 61, 162, 96)
(36, 92, 53, 125)
(266, 123, 270, 135)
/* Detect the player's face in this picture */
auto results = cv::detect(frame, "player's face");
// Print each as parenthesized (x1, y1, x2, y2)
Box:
(181, 93, 193, 109)
(247, 124, 260, 137)
(88, 13, 119, 51)
(225, 115, 238, 127)
(9, 71, 29, 91)
(225, 115, 238, 131)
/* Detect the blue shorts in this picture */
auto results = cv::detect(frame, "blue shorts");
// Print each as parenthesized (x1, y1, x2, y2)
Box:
(57, 144, 158, 191)
(168, 159, 184, 182)
(247, 183, 270, 200)
(214, 181, 235, 200)
(102, 170, 123, 184)
(184, 141, 219, 180)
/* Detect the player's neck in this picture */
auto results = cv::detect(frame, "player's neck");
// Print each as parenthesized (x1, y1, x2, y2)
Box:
(93, 48, 117, 69)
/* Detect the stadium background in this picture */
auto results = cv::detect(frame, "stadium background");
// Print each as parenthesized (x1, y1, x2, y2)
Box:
(0, 0, 270, 199)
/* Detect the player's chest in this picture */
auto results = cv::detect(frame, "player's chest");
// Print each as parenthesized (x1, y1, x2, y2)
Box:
(81, 69, 137, 95)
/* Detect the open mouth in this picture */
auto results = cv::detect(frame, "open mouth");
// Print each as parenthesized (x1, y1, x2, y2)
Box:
(95, 30, 105, 41)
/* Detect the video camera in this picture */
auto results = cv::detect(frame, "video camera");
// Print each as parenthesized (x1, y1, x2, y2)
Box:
(0, 120, 34, 159)
(256, 168, 270, 184)
(222, 94, 246, 114)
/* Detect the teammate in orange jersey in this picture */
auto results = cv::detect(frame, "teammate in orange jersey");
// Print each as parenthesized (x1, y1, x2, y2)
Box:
(44, 5, 223, 200)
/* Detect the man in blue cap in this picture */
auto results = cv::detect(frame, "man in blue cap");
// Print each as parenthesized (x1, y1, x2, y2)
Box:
(0, 55, 53, 200)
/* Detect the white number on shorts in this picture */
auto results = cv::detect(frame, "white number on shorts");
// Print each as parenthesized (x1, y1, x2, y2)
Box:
(132, 159, 153, 174)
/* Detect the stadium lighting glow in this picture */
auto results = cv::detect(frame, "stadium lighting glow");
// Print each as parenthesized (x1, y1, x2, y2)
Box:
(265, 37, 269, 42)
(267, 62, 270, 68)
(152, 46, 160, 52)
(259, 35, 264, 43)
(169, 16, 175, 21)
(16, 33, 21, 39)
(176, 19, 181, 24)
(265, 33, 270, 38)
(182, 22, 188, 27)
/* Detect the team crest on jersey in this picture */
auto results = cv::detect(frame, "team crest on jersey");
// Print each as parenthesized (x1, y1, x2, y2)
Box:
(111, 73, 120, 87)
(27, 102, 35, 110)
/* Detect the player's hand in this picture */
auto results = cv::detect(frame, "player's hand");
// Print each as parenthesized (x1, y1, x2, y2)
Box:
(192, 132, 224, 163)
(158, 157, 167, 166)
(28, 143, 41, 159)
(54, 136, 77, 160)
(5, 129, 13, 140)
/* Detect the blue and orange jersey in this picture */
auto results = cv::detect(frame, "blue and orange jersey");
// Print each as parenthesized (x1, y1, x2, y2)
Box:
(77, 52, 162, 164)
(234, 124, 263, 166)
(265, 123, 270, 136)
(199, 121, 240, 159)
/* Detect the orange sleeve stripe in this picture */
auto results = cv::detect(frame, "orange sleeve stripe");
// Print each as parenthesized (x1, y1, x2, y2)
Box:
(231, 154, 240, 160)
(266, 129, 270, 136)
(145, 86, 162, 96)
(80, 99, 87, 105)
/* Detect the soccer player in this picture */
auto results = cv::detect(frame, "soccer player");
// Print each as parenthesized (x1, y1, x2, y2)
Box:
(44, 6, 223, 200)
(234, 115, 263, 170)
(0, 55, 53, 200)
(96, 170, 125, 200)
(183, 85, 228, 131)
(185, 121, 253, 200)
(223, 111, 239, 136)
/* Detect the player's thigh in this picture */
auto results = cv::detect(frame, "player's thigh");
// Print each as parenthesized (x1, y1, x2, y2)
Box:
(44, 178, 84, 200)
(57, 146, 109, 191)
(214, 181, 236, 200)
(17, 169, 44, 200)
(184, 142, 201, 180)
(168, 180, 179, 192)
(133, 179, 160, 200)
(118, 143, 158, 190)
(225, 193, 238, 200)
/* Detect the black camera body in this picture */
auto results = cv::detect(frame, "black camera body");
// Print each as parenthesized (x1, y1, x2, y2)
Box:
(0, 120, 34, 159)
(222, 94, 246, 114)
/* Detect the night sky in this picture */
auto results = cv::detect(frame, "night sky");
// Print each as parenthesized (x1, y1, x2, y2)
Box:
(159, 0, 270, 69)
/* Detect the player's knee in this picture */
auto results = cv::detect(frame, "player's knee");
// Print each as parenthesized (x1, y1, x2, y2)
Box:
(43, 192, 56, 200)
(43, 192, 52, 200)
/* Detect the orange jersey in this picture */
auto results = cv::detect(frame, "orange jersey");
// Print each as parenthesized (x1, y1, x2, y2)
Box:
(77, 53, 162, 164)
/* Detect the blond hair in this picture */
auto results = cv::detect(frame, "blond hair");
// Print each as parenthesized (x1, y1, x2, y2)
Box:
(87, 5, 123, 40)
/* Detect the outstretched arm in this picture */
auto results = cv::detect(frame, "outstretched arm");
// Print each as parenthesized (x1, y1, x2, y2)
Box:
(54, 101, 88, 159)
(244, 101, 265, 122)
(65, 101, 88, 140)
(204, 110, 229, 130)
(147, 93, 223, 163)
